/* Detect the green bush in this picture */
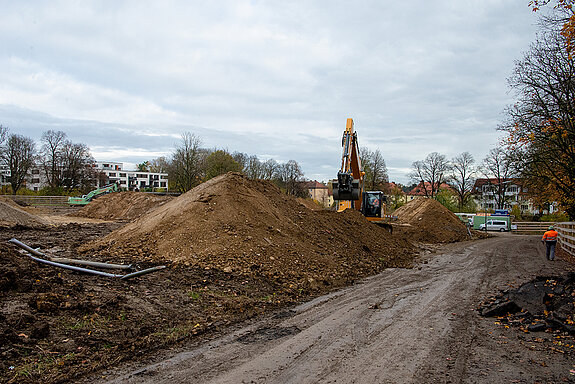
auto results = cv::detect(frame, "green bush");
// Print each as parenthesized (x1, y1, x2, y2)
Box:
(539, 212, 569, 222)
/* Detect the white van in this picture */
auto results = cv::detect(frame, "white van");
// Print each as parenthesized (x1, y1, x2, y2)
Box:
(478, 220, 509, 232)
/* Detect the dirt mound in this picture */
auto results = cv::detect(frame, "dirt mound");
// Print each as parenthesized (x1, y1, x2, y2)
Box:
(393, 198, 469, 243)
(71, 192, 173, 221)
(82, 173, 416, 291)
(0, 197, 46, 227)
(296, 198, 325, 211)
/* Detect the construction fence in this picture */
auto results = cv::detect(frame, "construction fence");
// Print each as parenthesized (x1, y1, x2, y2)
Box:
(512, 222, 553, 234)
(556, 222, 575, 258)
(5, 195, 69, 207)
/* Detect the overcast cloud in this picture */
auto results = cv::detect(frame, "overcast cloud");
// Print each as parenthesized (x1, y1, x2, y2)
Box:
(0, 1, 541, 183)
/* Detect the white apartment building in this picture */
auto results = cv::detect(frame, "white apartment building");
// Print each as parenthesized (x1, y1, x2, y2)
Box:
(0, 164, 9, 186)
(472, 178, 541, 214)
(94, 162, 169, 191)
(1, 161, 169, 192)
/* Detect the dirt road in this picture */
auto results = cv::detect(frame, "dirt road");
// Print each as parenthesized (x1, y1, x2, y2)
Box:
(94, 234, 574, 384)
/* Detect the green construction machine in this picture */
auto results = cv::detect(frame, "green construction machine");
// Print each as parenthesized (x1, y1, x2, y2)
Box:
(68, 183, 119, 205)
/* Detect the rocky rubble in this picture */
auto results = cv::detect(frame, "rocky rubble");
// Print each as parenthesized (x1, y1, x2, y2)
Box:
(480, 273, 575, 335)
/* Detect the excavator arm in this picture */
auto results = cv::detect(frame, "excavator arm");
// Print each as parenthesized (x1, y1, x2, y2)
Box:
(332, 118, 392, 232)
(332, 118, 364, 211)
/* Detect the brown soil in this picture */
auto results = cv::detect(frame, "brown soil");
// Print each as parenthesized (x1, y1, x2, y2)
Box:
(0, 197, 47, 227)
(296, 198, 325, 211)
(81, 173, 416, 289)
(70, 192, 173, 221)
(0, 174, 503, 384)
(393, 197, 473, 243)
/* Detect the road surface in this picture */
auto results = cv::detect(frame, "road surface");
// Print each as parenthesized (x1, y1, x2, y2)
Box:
(94, 234, 575, 383)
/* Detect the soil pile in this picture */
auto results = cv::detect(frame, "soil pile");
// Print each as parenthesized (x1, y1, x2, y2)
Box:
(296, 198, 325, 211)
(0, 197, 46, 227)
(480, 273, 575, 335)
(393, 198, 469, 243)
(83, 173, 416, 291)
(71, 192, 173, 221)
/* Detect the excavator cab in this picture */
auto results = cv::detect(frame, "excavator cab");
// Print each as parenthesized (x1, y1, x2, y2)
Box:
(361, 191, 385, 218)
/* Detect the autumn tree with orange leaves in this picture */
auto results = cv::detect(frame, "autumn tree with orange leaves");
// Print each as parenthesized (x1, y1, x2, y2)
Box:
(499, 6, 575, 218)
(531, 0, 575, 53)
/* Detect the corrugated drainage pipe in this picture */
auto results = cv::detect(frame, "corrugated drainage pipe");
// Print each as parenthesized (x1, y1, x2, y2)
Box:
(8, 238, 165, 280)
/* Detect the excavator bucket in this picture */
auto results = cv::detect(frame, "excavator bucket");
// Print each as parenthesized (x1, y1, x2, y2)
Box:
(332, 171, 360, 201)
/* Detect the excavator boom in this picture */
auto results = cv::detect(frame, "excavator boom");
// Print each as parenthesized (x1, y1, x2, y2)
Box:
(332, 118, 391, 233)
(332, 118, 364, 211)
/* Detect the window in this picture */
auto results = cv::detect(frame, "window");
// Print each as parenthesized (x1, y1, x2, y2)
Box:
(508, 186, 518, 193)
(160, 182, 166, 188)
(31, 178, 40, 184)
(31, 169, 40, 175)
(109, 173, 116, 177)
(120, 173, 126, 177)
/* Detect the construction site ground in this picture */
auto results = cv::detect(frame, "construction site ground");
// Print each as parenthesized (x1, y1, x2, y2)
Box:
(0, 174, 574, 383)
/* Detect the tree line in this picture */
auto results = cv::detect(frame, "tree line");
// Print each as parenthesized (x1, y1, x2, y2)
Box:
(407, 3, 575, 219)
(0, 128, 311, 197)
(0, 127, 94, 194)
(139, 132, 309, 196)
(4, 1, 574, 214)
(500, 1, 575, 219)
(407, 148, 520, 213)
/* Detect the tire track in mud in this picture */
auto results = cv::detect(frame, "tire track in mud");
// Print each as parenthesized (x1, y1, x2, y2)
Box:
(94, 235, 571, 384)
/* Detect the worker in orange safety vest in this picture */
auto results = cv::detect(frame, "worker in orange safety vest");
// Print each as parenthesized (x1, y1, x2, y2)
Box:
(541, 225, 559, 261)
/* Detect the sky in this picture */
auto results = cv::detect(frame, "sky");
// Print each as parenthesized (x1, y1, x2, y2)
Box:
(0, 1, 543, 184)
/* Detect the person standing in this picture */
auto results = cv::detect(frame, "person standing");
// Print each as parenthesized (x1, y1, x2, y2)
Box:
(542, 225, 559, 261)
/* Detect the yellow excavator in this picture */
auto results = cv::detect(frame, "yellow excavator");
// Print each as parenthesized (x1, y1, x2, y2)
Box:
(332, 118, 392, 231)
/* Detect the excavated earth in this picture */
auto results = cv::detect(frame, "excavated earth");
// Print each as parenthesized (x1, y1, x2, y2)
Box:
(70, 192, 173, 222)
(80, 173, 416, 286)
(0, 173, 417, 384)
(0, 197, 47, 228)
(393, 197, 475, 243)
(0, 173, 552, 384)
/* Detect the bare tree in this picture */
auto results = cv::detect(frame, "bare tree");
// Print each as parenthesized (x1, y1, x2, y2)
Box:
(480, 147, 518, 210)
(60, 142, 95, 191)
(274, 160, 306, 196)
(40, 130, 67, 189)
(409, 152, 451, 198)
(1, 134, 36, 193)
(148, 157, 170, 173)
(499, 22, 575, 218)
(261, 158, 279, 180)
(244, 155, 264, 179)
(231, 152, 249, 173)
(170, 132, 205, 193)
(360, 147, 389, 191)
(39, 130, 95, 192)
(450, 152, 476, 210)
